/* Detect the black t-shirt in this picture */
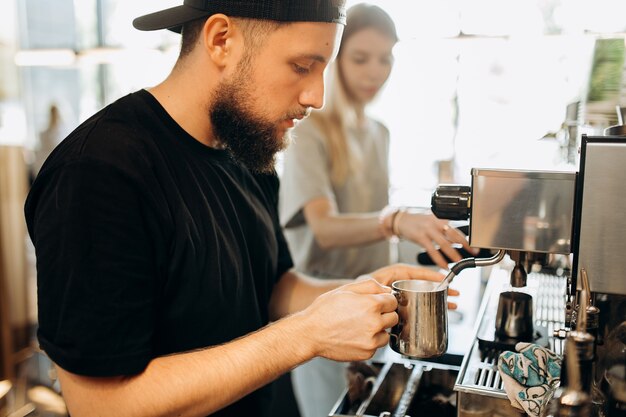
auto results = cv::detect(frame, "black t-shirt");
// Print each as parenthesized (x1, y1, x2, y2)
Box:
(24, 89, 294, 416)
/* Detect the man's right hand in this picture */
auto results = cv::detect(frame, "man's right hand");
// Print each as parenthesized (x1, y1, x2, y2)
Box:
(298, 278, 398, 362)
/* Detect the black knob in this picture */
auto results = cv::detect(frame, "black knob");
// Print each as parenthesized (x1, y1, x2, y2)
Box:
(431, 185, 471, 220)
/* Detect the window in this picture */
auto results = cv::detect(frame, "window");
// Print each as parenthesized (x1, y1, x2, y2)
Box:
(348, 0, 626, 206)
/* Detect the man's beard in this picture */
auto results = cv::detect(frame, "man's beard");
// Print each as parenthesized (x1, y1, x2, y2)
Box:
(210, 66, 300, 174)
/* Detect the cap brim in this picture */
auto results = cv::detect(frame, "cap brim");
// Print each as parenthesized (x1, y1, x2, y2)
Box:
(133, 5, 211, 33)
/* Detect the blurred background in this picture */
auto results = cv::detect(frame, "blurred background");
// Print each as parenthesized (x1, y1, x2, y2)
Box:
(1, 0, 625, 415)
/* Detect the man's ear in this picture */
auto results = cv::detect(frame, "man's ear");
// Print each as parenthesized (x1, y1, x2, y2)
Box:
(200, 14, 241, 68)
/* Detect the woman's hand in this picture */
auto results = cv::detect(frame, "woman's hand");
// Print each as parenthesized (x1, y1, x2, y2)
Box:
(396, 212, 475, 270)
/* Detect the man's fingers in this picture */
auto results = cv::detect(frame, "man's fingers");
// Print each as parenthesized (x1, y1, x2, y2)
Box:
(380, 311, 399, 329)
(374, 264, 460, 296)
(373, 330, 391, 348)
(373, 293, 398, 313)
(376, 264, 445, 282)
(447, 287, 460, 297)
(341, 278, 391, 295)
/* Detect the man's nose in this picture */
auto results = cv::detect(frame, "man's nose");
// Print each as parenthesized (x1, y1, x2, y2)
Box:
(299, 75, 325, 110)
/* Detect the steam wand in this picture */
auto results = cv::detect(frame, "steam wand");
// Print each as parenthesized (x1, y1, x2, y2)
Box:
(435, 249, 506, 290)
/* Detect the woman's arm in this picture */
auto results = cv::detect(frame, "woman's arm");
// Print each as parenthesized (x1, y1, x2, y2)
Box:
(303, 197, 474, 269)
(303, 196, 385, 249)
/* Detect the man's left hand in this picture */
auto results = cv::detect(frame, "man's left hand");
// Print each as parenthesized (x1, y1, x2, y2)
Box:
(358, 263, 459, 309)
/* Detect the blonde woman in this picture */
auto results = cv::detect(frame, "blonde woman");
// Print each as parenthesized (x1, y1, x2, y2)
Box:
(279, 4, 472, 416)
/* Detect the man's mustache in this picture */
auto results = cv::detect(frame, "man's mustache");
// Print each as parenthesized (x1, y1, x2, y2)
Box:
(286, 107, 312, 120)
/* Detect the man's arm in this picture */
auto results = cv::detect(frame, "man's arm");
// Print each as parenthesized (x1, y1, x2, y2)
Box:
(55, 313, 310, 417)
(268, 269, 349, 319)
(268, 264, 454, 320)
(55, 278, 397, 417)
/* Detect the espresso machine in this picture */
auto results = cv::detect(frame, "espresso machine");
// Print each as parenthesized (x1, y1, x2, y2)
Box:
(428, 135, 626, 416)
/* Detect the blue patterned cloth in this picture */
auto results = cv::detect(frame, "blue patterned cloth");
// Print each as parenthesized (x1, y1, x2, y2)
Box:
(498, 342, 562, 417)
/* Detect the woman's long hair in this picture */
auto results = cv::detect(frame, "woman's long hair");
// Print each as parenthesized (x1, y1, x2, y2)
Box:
(309, 3, 397, 186)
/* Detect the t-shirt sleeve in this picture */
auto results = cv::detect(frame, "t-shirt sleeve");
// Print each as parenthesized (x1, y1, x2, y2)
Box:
(25, 159, 164, 377)
(279, 120, 335, 229)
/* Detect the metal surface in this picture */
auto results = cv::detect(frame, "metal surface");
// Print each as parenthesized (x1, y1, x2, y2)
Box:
(390, 280, 448, 358)
(554, 341, 593, 417)
(560, 291, 595, 393)
(577, 138, 626, 295)
(578, 270, 600, 340)
(329, 360, 459, 417)
(455, 269, 566, 399)
(469, 169, 577, 254)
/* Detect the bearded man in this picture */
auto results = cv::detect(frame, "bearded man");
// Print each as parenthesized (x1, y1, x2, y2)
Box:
(24, 1, 449, 416)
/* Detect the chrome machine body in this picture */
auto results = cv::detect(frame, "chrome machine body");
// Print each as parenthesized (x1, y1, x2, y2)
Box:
(468, 169, 576, 256)
(576, 137, 626, 295)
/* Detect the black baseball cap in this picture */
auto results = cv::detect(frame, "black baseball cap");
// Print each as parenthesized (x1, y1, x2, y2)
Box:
(133, 0, 347, 33)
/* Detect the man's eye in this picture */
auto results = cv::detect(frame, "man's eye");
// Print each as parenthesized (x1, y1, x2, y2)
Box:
(293, 64, 310, 75)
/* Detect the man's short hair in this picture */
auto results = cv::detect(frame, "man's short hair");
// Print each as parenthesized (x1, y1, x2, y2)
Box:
(180, 17, 287, 58)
